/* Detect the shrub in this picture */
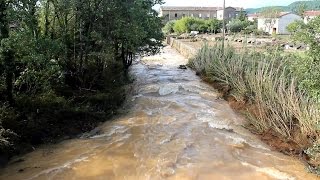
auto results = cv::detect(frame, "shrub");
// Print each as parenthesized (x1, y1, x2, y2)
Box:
(172, 17, 222, 34)
(163, 20, 176, 35)
(227, 19, 250, 33)
(0, 104, 18, 153)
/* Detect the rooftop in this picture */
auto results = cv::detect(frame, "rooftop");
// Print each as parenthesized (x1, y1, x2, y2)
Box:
(160, 6, 243, 11)
(160, 6, 219, 11)
(258, 12, 298, 18)
(304, 10, 320, 17)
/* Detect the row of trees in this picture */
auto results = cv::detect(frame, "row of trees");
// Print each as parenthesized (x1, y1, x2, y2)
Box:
(163, 17, 222, 35)
(0, 0, 163, 155)
(163, 14, 257, 35)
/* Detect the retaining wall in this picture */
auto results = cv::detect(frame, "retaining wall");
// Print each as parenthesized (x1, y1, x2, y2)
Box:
(166, 37, 198, 59)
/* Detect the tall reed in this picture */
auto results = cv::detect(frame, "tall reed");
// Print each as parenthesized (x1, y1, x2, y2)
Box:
(189, 44, 320, 141)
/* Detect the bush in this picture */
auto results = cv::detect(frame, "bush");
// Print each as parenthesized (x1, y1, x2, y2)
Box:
(0, 104, 17, 153)
(163, 20, 176, 35)
(227, 19, 250, 33)
(172, 17, 222, 34)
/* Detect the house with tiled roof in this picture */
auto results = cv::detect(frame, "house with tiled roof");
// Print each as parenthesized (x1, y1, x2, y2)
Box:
(304, 10, 320, 23)
(159, 6, 244, 22)
(257, 12, 302, 34)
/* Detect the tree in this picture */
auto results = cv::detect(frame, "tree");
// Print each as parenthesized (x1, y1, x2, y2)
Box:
(227, 19, 250, 33)
(0, 0, 165, 152)
(206, 19, 222, 34)
(293, 2, 307, 17)
(286, 20, 305, 35)
(163, 20, 176, 35)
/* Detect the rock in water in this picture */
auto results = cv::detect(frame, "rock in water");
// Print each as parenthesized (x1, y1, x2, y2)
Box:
(178, 65, 187, 70)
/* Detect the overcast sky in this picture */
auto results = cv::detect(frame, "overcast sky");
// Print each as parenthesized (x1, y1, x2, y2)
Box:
(160, 0, 309, 8)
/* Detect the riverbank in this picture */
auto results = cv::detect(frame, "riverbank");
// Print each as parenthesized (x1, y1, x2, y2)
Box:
(167, 37, 319, 173)
(0, 46, 317, 179)
(0, 77, 132, 167)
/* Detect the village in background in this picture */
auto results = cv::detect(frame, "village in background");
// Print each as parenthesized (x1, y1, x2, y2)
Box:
(159, 2, 320, 51)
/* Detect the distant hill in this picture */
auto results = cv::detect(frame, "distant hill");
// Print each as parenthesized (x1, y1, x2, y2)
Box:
(246, 1, 320, 14)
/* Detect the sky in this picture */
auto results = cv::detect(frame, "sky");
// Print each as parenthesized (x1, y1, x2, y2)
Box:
(159, 0, 309, 8)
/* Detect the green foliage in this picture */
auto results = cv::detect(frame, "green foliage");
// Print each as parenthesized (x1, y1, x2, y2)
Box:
(205, 18, 222, 33)
(163, 20, 176, 35)
(0, 0, 164, 157)
(287, 16, 320, 100)
(286, 20, 305, 35)
(172, 17, 222, 34)
(227, 19, 251, 33)
(246, 0, 320, 14)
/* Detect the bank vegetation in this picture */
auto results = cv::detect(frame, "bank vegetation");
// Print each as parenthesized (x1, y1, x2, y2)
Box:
(189, 16, 320, 174)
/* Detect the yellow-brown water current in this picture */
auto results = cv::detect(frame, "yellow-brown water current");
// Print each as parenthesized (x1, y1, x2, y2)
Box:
(0, 46, 317, 180)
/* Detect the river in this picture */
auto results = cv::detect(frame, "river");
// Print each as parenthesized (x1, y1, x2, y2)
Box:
(0, 46, 317, 180)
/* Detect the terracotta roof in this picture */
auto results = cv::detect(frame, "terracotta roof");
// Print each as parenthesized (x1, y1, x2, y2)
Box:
(160, 6, 219, 11)
(304, 10, 320, 17)
(248, 13, 259, 18)
(259, 12, 298, 18)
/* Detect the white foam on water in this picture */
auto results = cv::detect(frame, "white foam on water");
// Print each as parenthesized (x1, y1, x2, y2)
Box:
(219, 132, 270, 151)
(241, 162, 296, 180)
(27, 156, 89, 180)
(159, 84, 180, 96)
(90, 125, 128, 139)
(132, 94, 143, 101)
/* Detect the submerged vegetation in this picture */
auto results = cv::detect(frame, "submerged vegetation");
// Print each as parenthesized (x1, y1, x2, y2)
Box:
(0, 0, 163, 162)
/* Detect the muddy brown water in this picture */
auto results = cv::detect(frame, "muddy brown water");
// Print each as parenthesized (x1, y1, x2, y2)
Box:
(0, 46, 317, 180)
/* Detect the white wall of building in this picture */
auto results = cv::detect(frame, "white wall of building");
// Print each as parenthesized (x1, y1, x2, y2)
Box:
(304, 16, 316, 23)
(278, 14, 302, 34)
(258, 13, 302, 35)
(217, 10, 223, 20)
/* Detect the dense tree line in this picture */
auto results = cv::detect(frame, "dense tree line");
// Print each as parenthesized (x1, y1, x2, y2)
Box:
(0, 0, 163, 160)
(163, 17, 222, 35)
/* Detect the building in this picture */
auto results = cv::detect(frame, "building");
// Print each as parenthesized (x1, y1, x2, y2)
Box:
(257, 12, 302, 34)
(159, 6, 219, 22)
(304, 10, 320, 23)
(159, 6, 245, 22)
(216, 7, 244, 21)
(247, 13, 259, 22)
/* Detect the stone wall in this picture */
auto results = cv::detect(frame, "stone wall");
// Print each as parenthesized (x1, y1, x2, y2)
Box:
(166, 37, 197, 59)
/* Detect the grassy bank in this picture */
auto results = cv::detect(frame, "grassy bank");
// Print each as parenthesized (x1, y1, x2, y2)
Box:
(189, 44, 320, 173)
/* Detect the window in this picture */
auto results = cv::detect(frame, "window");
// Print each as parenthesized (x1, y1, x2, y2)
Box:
(207, 14, 210, 18)
(199, 13, 202, 18)
(229, 14, 232, 18)
(175, 13, 177, 18)
(191, 14, 194, 17)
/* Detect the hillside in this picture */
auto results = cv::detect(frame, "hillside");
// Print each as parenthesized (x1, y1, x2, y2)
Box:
(246, 0, 320, 14)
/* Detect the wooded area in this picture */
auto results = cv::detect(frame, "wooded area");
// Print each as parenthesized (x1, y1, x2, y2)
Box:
(0, 0, 164, 163)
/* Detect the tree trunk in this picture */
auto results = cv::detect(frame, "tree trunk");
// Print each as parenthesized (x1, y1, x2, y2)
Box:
(0, 1, 15, 105)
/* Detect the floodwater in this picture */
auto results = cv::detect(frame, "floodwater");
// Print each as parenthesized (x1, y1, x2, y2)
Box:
(0, 46, 317, 180)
